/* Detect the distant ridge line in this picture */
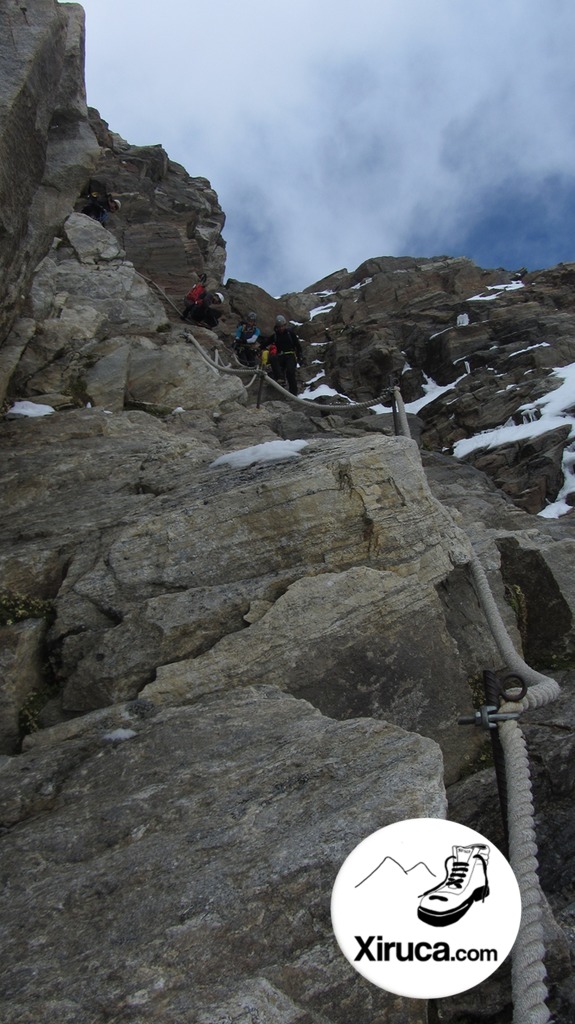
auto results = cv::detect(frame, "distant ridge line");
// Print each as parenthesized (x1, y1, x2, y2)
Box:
(355, 856, 436, 888)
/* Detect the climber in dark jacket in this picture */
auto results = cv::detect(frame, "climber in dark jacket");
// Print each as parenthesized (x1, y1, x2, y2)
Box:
(81, 179, 120, 225)
(183, 290, 224, 328)
(263, 316, 305, 395)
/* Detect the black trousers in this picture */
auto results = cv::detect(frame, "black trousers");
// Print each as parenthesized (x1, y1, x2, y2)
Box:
(184, 304, 220, 328)
(270, 352, 298, 394)
(235, 343, 259, 366)
(281, 353, 298, 394)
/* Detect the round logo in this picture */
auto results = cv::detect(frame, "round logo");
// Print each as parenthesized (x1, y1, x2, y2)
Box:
(331, 818, 521, 999)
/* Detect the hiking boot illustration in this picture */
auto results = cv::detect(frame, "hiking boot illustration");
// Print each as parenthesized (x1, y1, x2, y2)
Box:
(418, 844, 490, 927)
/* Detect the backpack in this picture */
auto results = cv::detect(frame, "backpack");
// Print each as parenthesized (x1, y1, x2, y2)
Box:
(83, 178, 108, 201)
(238, 324, 259, 343)
(186, 283, 206, 304)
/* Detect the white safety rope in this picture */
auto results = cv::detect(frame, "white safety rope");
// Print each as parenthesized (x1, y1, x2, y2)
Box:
(499, 720, 552, 1024)
(469, 553, 559, 1024)
(395, 389, 558, 1023)
(131, 270, 399, 413)
(469, 554, 560, 710)
(184, 331, 393, 412)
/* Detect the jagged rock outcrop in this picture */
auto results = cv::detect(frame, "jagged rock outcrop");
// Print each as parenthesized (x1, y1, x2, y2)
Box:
(1, 212, 243, 412)
(285, 258, 575, 515)
(224, 277, 294, 336)
(0, 0, 99, 348)
(82, 107, 227, 299)
(422, 451, 575, 668)
(0, 686, 443, 1024)
(1, 338, 490, 784)
(295, 255, 507, 397)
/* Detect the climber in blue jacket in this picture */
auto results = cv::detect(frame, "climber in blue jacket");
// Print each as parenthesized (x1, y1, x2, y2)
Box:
(234, 312, 261, 366)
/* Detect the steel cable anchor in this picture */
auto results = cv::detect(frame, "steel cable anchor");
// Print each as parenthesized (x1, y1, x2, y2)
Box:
(458, 670, 527, 729)
(458, 670, 527, 852)
(458, 705, 522, 728)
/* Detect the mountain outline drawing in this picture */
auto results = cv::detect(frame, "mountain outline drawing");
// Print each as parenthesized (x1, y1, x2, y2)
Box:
(355, 856, 437, 889)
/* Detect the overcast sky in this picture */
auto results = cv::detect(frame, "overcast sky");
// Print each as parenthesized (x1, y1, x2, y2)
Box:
(72, 0, 575, 295)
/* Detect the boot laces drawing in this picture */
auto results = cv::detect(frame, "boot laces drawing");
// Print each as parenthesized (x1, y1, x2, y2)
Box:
(417, 844, 490, 927)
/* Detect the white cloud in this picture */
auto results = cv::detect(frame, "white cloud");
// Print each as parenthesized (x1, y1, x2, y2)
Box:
(75, 0, 575, 292)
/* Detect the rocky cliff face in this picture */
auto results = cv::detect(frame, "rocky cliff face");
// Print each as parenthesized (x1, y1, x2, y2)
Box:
(82, 107, 227, 298)
(288, 257, 575, 516)
(0, 0, 99, 348)
(1, 3, 575, 1023)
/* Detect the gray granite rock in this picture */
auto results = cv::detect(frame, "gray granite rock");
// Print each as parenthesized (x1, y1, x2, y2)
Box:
(0, 0, 99, 346)
(0, 686, 443, 1024)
